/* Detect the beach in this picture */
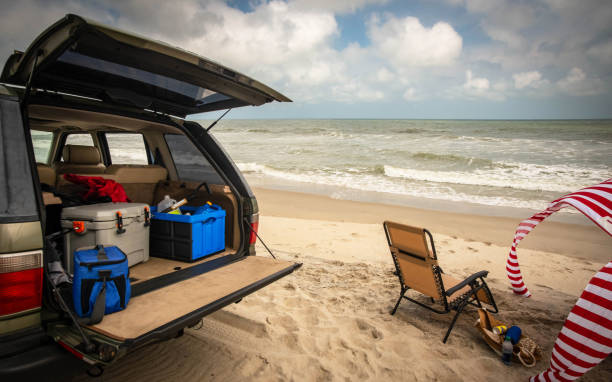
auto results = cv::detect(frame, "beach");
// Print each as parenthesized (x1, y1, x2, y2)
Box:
(80, 187, 612, 382)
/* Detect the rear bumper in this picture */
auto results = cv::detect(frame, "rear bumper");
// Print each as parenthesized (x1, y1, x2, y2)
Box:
(0, 334, 86, 380)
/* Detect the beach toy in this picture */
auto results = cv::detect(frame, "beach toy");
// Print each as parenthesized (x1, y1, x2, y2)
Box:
(492, 325, 507, 335)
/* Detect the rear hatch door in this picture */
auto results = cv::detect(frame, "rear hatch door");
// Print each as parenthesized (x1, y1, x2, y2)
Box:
(1, 14, 290, 117)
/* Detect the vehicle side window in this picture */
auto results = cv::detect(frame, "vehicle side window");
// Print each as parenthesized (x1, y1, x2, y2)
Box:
(105, 133, 149, 165)
(164, 134, 224, 184)
(31, 130, 53, 164)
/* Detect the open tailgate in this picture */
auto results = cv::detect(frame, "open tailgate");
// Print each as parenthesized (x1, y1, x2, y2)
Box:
(87, 256, 299, 343)
(1, 14, 290, 117)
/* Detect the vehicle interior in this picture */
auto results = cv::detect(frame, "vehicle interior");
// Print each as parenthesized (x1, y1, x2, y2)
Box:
(28, 102, 289, 341)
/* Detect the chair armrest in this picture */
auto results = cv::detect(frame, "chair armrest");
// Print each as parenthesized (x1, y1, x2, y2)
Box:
(445, 270, 489, 296)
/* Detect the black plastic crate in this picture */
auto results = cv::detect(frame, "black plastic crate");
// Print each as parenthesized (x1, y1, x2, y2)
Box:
(150, 219, 195, 262)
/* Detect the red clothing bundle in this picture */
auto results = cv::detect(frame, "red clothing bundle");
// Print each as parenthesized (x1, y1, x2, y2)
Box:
(63, 173, 130, 203)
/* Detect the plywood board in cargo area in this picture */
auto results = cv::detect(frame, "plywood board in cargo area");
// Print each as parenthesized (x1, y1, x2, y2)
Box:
(88, 256, 295, 340)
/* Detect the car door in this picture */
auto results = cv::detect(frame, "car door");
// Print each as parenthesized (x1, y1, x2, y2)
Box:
(0, 90, 45, 346)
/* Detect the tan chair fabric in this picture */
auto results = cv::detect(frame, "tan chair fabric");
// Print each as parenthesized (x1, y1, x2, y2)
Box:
(440, 274, 472, 303)
(55, 145, 106, 174)
(36, 163, 56, 186)
(384, 221, 433, 259)
(394, 249, 441, 299)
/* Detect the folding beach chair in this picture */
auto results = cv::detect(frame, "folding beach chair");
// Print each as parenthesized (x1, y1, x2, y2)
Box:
(383, 221, 498, 343)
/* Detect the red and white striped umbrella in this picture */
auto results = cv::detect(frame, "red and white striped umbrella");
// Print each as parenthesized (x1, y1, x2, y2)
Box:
(504, 178, 612, 381)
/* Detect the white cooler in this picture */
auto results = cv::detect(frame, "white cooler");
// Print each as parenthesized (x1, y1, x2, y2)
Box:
(61, 202, 150, 274)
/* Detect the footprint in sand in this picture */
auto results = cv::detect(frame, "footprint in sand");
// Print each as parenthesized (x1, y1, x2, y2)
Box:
(467, 247, 478, 252)
(268, 314, 299, 332)
(355, 318, 384, 340)
(279, 332, 300, 350)
(535, 284, 552, 290)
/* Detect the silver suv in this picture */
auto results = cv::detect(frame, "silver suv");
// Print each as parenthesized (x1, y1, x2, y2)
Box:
(0, 14, 298, 379)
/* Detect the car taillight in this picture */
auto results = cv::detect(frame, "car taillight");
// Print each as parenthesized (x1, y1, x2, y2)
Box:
(0, 251, 43, 316)
(248, 216, 259, 245)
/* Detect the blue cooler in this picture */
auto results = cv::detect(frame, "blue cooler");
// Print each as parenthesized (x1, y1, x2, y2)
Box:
(73, 245, 131, 322)
(149, 204, 226, 262)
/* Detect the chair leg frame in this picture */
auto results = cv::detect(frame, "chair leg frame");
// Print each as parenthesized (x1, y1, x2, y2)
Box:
(391, 288, 406, 315)
(391, 281, 499, 343)
(443, 300, 467, 343)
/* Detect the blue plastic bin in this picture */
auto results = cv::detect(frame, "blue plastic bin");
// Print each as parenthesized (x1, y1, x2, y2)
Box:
(149, 204, 226, 261)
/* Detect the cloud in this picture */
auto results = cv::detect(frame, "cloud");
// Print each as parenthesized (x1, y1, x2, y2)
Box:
(368, 15, 462, 68)
(513, 71, 546, 89)
(464, 70, 490, 91)
(403, 87, 419, 101)
(375, 67, 394, 83)
(450, 70, 506, 100)
(289, 0, 389, 14)
(587, 41, 612, 64)
(557, 67, 605, 96)
(449, 0, 535, 49)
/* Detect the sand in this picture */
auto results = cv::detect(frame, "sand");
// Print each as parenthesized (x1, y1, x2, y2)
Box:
(74, 188, 611, 382)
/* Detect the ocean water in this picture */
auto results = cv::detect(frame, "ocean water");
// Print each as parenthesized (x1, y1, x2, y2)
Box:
(204, 119, 611, 212)
(32, 119, 611, 215)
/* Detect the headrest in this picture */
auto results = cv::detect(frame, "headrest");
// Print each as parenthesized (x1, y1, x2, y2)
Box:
(62, 145, 101, 165)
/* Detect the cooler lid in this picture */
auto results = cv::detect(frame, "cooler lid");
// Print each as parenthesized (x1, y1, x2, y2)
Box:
(61, 202, 148, 222)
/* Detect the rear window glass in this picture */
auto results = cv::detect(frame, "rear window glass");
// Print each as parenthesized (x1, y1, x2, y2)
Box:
(62, 133, 95, 161)
(58, 51, 231, 106)
(65, 133, 94, 146)
(31, 130, 53, 163)
(105, 133, 149, 165)
(165, 134, 224, 184)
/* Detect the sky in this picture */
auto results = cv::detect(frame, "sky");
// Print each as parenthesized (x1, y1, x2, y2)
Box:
(1, 0, 611, 119)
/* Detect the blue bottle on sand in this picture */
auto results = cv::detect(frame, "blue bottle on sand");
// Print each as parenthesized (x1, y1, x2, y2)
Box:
(502, 326, 522, 365)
